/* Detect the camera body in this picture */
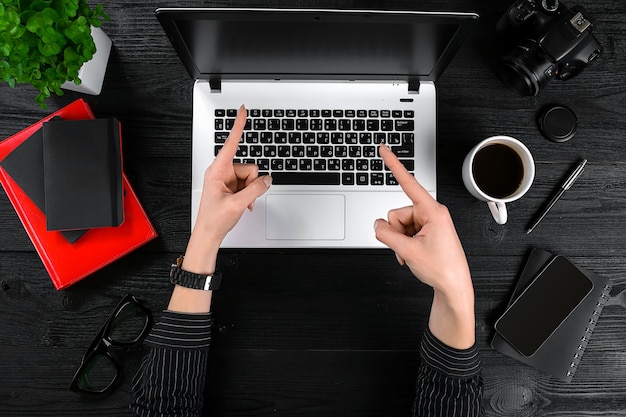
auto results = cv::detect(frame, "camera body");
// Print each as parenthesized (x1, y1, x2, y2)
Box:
(497, 0, 601, 96)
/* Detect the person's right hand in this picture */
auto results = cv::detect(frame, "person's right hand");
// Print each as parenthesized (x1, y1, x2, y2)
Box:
(373, 144, 471, 293)
(373, 144, 475, 348)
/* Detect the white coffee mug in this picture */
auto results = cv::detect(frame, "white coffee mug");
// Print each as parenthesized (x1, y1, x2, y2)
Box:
(462, 136, 535, 224)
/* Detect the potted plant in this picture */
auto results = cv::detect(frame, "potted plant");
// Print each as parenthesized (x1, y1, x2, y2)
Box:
(0, 0, 110, 108)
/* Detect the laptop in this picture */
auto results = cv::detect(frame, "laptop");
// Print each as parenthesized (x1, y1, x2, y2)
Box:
(156, 8, 478, 248)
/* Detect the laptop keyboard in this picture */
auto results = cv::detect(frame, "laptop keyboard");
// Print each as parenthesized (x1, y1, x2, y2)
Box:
(214, 108, 416, 186)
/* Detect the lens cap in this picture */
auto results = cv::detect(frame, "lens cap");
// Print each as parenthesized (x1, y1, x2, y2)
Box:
(538, 105, 578, 142)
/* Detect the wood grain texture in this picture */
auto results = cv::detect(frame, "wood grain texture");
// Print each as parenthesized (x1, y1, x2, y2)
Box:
(1, 1, 625, 416)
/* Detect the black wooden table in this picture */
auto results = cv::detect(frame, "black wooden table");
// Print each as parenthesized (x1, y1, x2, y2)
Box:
(1, 1, 625, 416)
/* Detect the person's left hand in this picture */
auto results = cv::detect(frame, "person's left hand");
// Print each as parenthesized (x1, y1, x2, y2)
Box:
(193, 105, 272, 248)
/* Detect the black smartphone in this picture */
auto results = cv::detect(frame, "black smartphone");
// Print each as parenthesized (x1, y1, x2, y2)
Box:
(494, 255, 594, 357)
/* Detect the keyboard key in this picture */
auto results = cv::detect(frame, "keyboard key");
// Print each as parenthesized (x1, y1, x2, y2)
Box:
(215, 109, 225, 117)
(286, 109, 297, 117)
(271, 159, 284, 170)
(368, 110, 379, 118)
(272, 172, 340, 185)
(281, 119, 295, 130)
(338, 119, 351, 131)
(371, 173, 384, 185)
(268, 119, 281, 130)
(367, 120, 379, 131)
(310, 119, 323, 130)
(342, 173, 355, 185)
(257, 159, 270, 171)
(356, 159, 369, 171)
(356, 173, 369, 185)
(253, 119, 266, 130)
(386, 173, 398, 185)
(299, 159, 313, 170)
(227, 109, 238, 117)
(381, 119, 394, 131)
(313, 159, 327, 171)
(328, 159, 341, 170)
(303, 132, 316, 144)
(342, 159, 355, 170)
(286, 159, 298, 170)
(250, 145, 263, 157)
(331, 133, 344, 144)
(274, 109, 285, 117)
(353, 119, 366, 131)
(324, 119, 337, 131)
(345, 133, 358, 144)
(395, 120, 414, 131)
(245, 132, 259, 143)
(404, 110, 415, 118)
(288, 132, 302, 144)
(296, 119, 309, 130)
(298, 110, 308, 117)
(306, 145, 319, 157)
(357, 110, 367, 118)
(345, 110, 355, 118)
(292, 146, 305, 157)
(321, 109, 332, 117)
(278, 145, 291, 157)
(215, 132, 229, 143)
(333, 110, 344, 117)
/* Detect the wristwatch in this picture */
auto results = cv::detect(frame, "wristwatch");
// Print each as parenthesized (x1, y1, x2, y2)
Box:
(169, 256, 222, 291)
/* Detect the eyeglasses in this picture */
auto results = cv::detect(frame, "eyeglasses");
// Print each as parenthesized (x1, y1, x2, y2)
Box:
(70, 294, 152, 394)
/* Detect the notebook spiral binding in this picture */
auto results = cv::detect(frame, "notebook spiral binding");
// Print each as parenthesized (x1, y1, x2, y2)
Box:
(566, 283, 612, 377)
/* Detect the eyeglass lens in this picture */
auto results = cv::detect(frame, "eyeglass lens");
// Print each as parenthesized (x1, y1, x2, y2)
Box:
(74, 353, 118, 392)
(108, 301, 150, 344)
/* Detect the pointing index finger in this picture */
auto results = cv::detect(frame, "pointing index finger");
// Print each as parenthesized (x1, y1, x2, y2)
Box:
(379, 143, 435, 205)
(216, 105, 247, 162)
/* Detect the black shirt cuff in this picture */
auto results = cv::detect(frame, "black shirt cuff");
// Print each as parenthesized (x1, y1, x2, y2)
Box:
(420, 327, 481, 379)
(144, 310, 213, 349)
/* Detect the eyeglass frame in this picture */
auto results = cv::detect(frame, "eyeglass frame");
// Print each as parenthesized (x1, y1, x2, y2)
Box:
(69, 293, 153, 394)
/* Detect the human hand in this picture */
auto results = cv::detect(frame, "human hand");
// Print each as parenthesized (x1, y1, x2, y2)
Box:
(373, 144, 471, 297)
(193, 105, 273, 247)
(374, 144, 475, 348)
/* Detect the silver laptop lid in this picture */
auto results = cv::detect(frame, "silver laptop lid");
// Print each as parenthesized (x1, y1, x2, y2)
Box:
(156, 8, 479, 86)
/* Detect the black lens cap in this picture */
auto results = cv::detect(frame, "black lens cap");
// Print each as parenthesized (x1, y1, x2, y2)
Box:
(538, 105, 578, 143)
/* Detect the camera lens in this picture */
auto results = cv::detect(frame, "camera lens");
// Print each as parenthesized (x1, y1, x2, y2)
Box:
(501, 40, 556, 96)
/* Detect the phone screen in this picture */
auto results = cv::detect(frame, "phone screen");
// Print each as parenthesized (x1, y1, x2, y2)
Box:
(494, 255, 593, 357)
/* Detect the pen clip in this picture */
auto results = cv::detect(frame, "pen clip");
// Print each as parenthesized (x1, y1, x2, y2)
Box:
(563, 159, 587, 190)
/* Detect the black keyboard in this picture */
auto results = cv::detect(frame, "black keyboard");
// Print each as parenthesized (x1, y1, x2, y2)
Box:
(214, 108, 415, 186)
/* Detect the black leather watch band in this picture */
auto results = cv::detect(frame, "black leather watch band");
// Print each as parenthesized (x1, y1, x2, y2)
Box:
(169, 256, 222, 291)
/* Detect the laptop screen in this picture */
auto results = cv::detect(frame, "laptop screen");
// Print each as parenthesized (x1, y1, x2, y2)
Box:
(156, 8, 478, 82)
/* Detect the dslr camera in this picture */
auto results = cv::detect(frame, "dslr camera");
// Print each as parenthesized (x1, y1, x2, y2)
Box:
(497, 0, 601, 96)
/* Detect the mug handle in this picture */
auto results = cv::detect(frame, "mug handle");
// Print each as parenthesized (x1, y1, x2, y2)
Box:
(487, 201, 508, 224)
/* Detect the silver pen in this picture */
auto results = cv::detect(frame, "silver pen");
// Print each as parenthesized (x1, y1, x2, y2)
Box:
(526, 159, 587, 234)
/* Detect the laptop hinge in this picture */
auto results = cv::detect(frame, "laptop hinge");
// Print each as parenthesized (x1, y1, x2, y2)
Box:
(209, 79, 222, 93)
(408, 78, 420, 94)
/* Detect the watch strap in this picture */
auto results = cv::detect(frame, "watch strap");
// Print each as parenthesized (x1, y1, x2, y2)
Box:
(169, 256, 221, 291)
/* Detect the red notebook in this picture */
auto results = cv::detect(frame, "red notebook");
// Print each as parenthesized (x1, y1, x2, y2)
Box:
(0, 99, 158, 289)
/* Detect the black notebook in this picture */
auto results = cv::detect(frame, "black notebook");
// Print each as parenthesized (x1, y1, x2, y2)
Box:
(491, 248, 612, 382)
(42, 118, 123, 231)
(0, 122, 86, 243)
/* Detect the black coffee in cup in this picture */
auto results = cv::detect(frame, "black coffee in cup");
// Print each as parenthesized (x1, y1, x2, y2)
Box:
(472, 143, 523, 199)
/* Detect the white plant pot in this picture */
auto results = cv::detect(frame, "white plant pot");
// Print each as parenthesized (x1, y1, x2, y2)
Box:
(61, 26, 112, 95)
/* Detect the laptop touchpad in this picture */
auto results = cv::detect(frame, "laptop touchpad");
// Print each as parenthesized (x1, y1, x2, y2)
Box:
(265, 194, 345, 240)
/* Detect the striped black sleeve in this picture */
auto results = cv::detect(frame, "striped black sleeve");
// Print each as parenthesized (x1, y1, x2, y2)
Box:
(413, 327, 483, 417)
(130, 310, 213, 417)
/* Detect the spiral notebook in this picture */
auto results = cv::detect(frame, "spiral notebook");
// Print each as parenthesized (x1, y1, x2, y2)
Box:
(491, 248, 612, 382)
